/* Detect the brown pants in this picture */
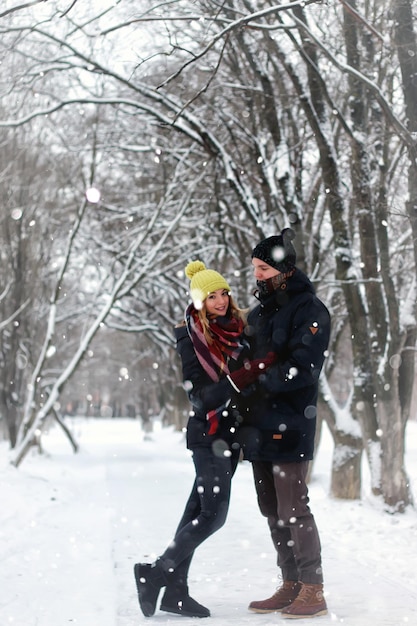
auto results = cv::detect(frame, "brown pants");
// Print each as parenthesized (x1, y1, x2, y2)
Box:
(252, 460, 324, 584)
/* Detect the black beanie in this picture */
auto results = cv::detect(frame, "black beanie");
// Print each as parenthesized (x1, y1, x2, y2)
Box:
(251, 228, 297, 272)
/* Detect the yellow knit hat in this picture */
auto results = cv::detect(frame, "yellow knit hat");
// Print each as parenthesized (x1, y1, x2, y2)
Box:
(185, 260, 231, 308)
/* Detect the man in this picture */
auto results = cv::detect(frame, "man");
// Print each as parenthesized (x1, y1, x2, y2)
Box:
(237, 228, 330, 619)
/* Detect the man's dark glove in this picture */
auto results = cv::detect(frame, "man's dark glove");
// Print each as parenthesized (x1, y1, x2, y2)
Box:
(227, 352, 276, 392)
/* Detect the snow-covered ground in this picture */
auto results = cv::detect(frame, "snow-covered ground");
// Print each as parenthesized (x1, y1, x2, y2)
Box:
(1, 416, 416, 626)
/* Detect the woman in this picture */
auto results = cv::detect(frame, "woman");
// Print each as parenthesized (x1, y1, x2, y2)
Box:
(134, 260, 274, 619)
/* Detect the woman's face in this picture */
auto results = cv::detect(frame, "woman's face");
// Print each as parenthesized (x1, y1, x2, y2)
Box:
(204, 288, 230, 317)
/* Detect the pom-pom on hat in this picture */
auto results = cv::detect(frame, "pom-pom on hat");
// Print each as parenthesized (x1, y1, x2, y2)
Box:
(251, 228, 297, 272)
(185, 260, 231, 309)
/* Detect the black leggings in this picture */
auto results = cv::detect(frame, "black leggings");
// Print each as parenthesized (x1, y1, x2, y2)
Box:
(159, 445, 240, 585)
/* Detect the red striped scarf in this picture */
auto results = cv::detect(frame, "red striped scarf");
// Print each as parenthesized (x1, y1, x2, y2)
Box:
(186, 304, 244, 434)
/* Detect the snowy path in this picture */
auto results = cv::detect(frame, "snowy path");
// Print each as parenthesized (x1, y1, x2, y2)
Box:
(104, 422, 417, 626)
(1, 418, 416, 626)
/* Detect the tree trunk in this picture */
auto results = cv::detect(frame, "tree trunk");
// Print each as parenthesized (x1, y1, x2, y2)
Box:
(330, 432, 362, 500)
(318, 382, 363, 498)
(0, 396, 18, 447)
(52, 407, 79, 453)
(378, 369, 413, 511)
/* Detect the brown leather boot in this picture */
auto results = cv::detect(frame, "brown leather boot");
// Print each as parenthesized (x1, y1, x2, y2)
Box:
(248, 581, 301, 613)
(281, 582, 328, 618)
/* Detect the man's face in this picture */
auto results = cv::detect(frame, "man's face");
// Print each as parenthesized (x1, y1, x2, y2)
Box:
(252, 257, 280, 281)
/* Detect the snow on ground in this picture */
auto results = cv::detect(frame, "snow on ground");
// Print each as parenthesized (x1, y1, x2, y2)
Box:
(0, 417, 416, 626)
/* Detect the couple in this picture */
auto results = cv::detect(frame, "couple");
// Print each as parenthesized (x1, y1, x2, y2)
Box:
(134, 229, 331, 620)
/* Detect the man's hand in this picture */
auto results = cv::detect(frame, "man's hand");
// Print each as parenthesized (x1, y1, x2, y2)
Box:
(227, 352, 276, 392)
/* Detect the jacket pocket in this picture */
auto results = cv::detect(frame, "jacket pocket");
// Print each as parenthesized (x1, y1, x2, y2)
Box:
(236, 425, 262, 459)
(260, 429, 300, 455)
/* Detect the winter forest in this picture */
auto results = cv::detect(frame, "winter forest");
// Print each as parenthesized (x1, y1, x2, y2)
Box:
(0, 0, 416, 513)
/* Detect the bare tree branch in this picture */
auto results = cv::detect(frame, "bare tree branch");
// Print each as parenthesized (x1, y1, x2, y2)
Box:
(337, 0, 384, 42)
(0, 0, 48, 20)
(289, 11, 415, 151)
(0, 299, 30, 332)
(156, 0, 321, 89)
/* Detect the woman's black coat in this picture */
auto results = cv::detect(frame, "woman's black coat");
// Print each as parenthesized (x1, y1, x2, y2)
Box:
(174, 322, 247, 450)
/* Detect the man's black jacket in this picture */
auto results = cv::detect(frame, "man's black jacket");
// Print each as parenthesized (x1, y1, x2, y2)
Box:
(238, 268, 331, 463)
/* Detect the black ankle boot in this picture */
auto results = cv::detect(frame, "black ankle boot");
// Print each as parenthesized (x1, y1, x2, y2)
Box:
(160, 585, 210, 618)
(133, 561, 166, 617)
